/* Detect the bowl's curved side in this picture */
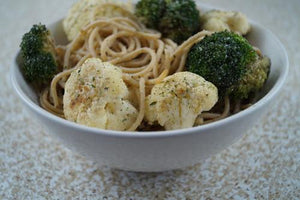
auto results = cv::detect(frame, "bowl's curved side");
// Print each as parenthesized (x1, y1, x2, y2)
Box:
(19, 103, 270, 172)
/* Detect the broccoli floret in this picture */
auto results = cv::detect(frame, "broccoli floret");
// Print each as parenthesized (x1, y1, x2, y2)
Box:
(159, 0, 200, 44)
(135, 0, 200, 44)
(230, 56, 271, 99)
(135, 0, 165, 29)
(186, 31, 257, 97)
(20, 24, 58, 84)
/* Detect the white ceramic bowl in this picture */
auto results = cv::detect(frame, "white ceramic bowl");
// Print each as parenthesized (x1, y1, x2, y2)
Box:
(11, 3, 288, 172)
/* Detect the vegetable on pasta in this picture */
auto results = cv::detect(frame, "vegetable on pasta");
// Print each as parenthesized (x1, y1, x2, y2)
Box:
(145, 72, 218, 130)
(186, 31, 270, 99)
(186, 31, 257, 96)
(201, 10, 251, 35)
(63, 58, 138, 131)
(135, 0, 200, 44)
(20, 24, 58, 84)
(63, 0, 135, 41)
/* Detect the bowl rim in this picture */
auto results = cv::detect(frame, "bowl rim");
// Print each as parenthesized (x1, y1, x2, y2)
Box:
(10, 9, 289, 139)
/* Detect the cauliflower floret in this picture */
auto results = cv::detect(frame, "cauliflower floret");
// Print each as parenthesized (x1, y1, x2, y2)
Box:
(63, 0, 135, 41)
(145, 72, 218, 130)
(63, 58, 138, 131)
(201, 10, 250, 35)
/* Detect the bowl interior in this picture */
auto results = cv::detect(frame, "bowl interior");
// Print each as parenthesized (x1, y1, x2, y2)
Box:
(12, 3, 288, 136)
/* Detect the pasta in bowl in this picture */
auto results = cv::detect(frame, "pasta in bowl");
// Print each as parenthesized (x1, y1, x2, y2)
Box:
(11, 0, 288, 171)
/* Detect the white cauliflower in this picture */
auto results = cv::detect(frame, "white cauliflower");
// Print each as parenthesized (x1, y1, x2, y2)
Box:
(63, 0, 135, 41)
(201, 10, 251, 35)
(145, 72, 218, 130)
(63, 58, 138, 131)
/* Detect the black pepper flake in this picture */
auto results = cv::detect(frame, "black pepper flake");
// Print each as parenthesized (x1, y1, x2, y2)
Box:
(150, 101, 157, 106)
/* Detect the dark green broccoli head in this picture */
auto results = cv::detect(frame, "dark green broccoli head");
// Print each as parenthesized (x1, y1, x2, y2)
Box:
(159, 0, 200, 43)
(135, 0, 165, 29)
(20, 24, 57, 84)
(186, 31, 257, 96)
(135, 0, 200, 44)
(230, 56, 271, 99)
(22, 52, 57, 83)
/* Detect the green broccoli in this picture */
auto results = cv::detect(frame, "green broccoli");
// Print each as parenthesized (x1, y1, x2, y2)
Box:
(229, 56, 271, 99)
(135, 0, 165, 29)
(135, 0, 200, 44)
(159, 0, 200, 44)
(20, 24, 58, 84)
(186, 31, 257, 97)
